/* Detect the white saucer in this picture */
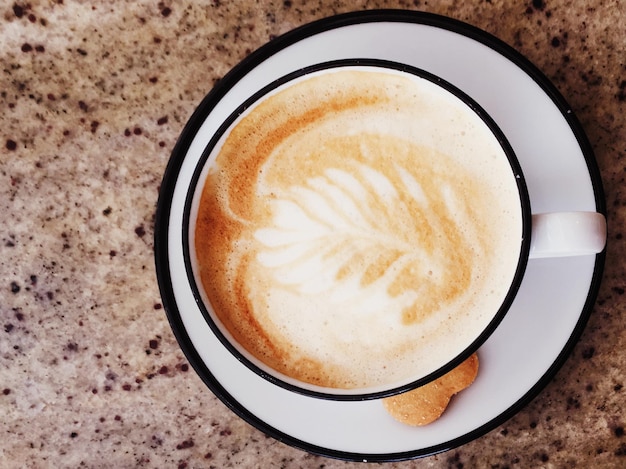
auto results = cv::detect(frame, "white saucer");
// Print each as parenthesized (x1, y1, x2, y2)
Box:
(155, 10, 605, 461)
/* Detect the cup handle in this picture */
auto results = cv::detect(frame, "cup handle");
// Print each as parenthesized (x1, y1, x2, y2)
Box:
(529, 211, 607, 259)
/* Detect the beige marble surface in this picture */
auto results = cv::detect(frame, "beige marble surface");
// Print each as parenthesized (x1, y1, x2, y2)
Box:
(1, 1, 624, 467)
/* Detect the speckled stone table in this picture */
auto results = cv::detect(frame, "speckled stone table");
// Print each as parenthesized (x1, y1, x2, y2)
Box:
(1, 1, 624, 468)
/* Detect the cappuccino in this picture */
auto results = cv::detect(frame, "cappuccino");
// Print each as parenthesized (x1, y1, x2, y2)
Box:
(192, 66, 523, 391)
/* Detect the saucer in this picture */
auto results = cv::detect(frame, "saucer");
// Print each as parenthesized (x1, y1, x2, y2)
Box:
(155, 10, 606, 461)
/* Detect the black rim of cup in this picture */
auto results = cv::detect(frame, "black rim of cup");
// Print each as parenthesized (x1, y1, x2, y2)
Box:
(181, 58, 532, 401)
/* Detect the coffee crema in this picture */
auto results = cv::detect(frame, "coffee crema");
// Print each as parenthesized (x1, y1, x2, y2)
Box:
(192, 68, 522, 391)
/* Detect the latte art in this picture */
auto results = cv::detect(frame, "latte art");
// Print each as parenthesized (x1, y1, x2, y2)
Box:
(193, 68, 522, 390)
(254, 139, 475, 326)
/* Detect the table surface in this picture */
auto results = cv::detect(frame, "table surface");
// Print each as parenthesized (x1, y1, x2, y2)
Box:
(1, 1, 624, 468)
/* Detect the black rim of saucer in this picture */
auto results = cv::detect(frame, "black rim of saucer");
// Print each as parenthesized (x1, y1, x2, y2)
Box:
(154, 9, 606, 462)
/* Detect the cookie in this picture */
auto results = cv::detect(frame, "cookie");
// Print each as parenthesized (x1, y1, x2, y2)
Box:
(382, 353, 479, 426)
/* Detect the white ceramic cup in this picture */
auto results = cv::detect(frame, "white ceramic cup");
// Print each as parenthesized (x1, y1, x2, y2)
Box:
(183, 59, 606, 400)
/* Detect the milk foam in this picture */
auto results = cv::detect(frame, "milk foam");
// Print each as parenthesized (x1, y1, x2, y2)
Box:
(193, 68, 523, 390)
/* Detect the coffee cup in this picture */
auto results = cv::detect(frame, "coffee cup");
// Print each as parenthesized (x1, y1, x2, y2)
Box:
(183, 59, 606, 400)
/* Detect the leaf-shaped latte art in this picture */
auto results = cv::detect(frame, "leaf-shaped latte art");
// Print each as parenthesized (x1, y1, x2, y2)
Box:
(254, 157, 473, 325)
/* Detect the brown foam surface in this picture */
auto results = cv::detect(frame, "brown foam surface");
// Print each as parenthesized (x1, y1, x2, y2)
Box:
(194, 69, 521, 389)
